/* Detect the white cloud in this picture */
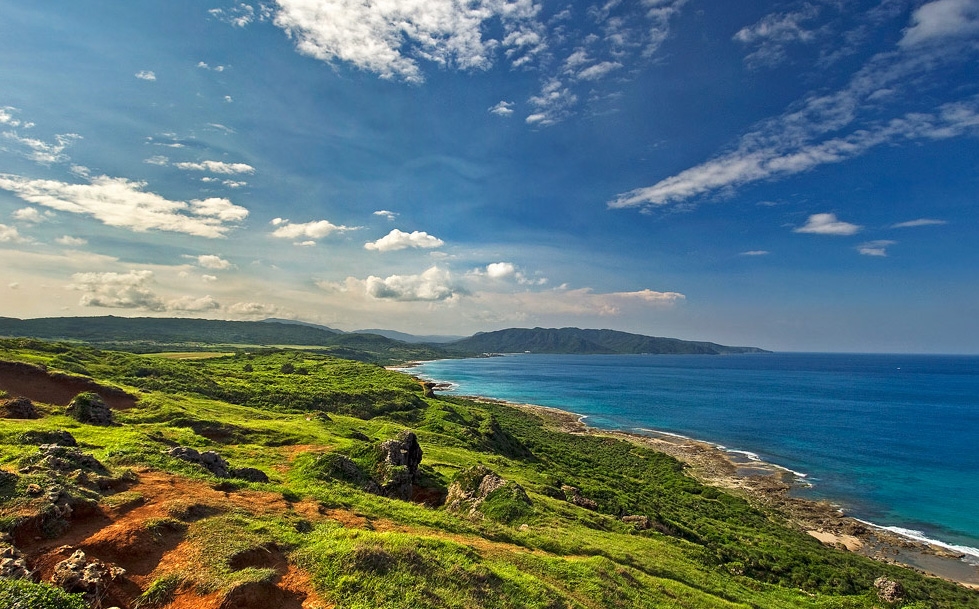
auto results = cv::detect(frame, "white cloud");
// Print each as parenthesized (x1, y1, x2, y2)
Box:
(733, 5, 820, 68)
(609, 97, 979, 210)
(56, 235, 88, 247)
(891, 218, 947, 228)
(468, 261, 548, 285)
(135, 70, 157, 81)
(858, 240, 896, 256)
(271, 218, 353, 240)
(469, 286, 685, 318)
(208, 4, 268, 28)
(69, 270, 166, 311)
(225, 96, 234, 103)
(144, 155, 169, 166)
(373, 210, 398, 220)
(527, 78, 578, 126)
(297, 240, 316, 247)
(739, 250, 770, 256)
(222, 180, 247, 188)
(12, 207, 46, 223)
(365, 266, 459, 301)
(576, 61, 622, 81)
(227, 301, 281, 319)
(0, 107, 22, 126)
(197, 61, 228, 72)
(201, 274, 218, 282)
(0, 173, 249, 238)
(364, 229, 444, 252)
(2, 131, 81, 165)
(168, 295, 221, 311)
(794, 213, 862, 236)
(489, 101, 515, 116)
(272, 0, 541, 83)
(196, 254, 233, 270)
(900, 0, 979, 47)
(0, 224, 26, 243)
(174, 160, 255, 174)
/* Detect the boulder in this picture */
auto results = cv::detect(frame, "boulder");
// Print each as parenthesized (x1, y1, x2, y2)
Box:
(0, 535, 33, 580)
(18, 445, 107, 476)
(0, 397, 39, 419)
(445, 465, 532, 523)
(17, 430, 77, 447)
(66, 392, 114, 425)
(874, 576, 906, 603)
(166, 447, 230, 478)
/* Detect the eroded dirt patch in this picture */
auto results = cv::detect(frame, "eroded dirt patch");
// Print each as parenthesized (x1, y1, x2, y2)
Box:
(0, 360, 136, 409)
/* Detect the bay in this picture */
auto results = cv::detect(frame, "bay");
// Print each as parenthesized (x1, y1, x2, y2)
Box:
(411, 353, 979, 561)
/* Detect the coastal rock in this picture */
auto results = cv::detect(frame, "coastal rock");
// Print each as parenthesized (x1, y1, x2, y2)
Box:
(561, 485, 598, 511)
(51, 549, 125, 601)
(0, 396, 39, 419)
(66, 392, 114, 426)
(873, 576, 905, 603)
(445, 465, 531, 523)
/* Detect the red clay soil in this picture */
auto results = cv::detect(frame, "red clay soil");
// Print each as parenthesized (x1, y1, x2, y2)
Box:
(21, 469, 331, 609)
(0, 360, 136, 409)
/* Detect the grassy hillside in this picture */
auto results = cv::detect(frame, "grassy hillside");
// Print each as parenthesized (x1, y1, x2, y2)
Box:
(445, 327, 769, 355)
(0, 338, 973, 608)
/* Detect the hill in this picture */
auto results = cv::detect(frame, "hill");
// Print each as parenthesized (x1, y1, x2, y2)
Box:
(353, 328, 465, 344)
(445, 327, 769, 355)
(0, 338, 973, 608)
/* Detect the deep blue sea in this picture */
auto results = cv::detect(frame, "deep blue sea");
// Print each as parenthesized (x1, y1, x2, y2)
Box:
(410, 353, 979, 560)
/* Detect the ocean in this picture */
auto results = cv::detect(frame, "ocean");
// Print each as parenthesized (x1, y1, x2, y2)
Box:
(410, 353, 979, 561)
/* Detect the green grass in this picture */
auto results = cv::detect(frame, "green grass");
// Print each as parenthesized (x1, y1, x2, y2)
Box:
(1, 338, 977, 608)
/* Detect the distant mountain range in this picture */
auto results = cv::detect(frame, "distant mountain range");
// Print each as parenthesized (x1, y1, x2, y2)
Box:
(442, 327, 769, 355)
(0, 316, 768, 358)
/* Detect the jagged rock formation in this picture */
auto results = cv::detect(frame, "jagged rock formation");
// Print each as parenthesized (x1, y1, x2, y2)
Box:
(874, 576, 906, 603)
(50, 548, 125, 602)
(0, 533, 33, 580)
(166, 446, 270, 482)
(375, 431, 423, 500)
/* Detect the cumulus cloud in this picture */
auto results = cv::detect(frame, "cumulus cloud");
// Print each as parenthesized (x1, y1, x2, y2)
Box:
(272, 0, 542, 83)
(489, 101, 515, 116)
(0, 173, 249, 238)
(365, 266, 459, 301)
(195, 254, 233, 270)
(169, 295, 222, 311)
(56, 235, 88, 247)
(468, 261, 547, 285)
(0, 224, 26, 243)
(891, 218, 947, 228)
(270, 218, 354, 241)
(900, 0, 979, 47)
(858, 240, 896, 256)
(174, 160, 255, 174)
(69, 270, 166, 310)
(373, 210, 398, 220)
(135, 70, 157, 81)
(364, 229, 444, 252)
(227, 301, 281, 319)
(12, 207, 47, 223)
(794, 213, 862, 236)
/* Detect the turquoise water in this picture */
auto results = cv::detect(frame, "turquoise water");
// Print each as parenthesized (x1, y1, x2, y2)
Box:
(411, 353, 979, 560)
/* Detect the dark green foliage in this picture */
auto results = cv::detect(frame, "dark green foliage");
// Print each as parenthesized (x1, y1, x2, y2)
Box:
(445, 327, 768, 354)
(0, 579, 87, 609)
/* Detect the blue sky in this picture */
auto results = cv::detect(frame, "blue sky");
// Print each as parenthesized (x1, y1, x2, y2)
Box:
(1, 0, 977, 353)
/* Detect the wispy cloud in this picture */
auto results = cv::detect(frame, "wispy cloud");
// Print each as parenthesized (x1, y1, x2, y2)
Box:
(270, 217, 354, 241)
(56, 235, 87, 247)
(858, 239, 897, 256)
(174, 160, 255, 174)
(0, 174, 249, 238)
(733, 4, 820, 69)
(610, 3, 979, 211)
(739, 250, 770, 256)
(891, 218, 947, 228)
(364, 229, 444, 252)
(2, 131, 81, 165)
(135, 70, 157, 81)
(794, 213, 862, 236)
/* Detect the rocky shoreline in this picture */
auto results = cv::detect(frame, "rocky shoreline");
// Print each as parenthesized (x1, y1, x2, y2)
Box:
(465, 395, 979, 590)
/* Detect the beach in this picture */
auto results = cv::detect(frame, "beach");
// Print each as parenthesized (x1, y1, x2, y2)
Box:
(461, 394, 979, 589)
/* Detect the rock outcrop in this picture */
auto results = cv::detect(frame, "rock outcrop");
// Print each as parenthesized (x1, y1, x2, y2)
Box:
(166, 446, 270, 482)
(50, 548, 125, 603)
(17, 429, 77, 446)
(66, 392, 115, 425)
(0, 533, 33, 580)
(622, 515, 651, 530)
(874, 576, 906, 603)
(561, 485, 598, 510)
(445, 465, 532, 523)
(0, 396, 39, 419)
(375, 431, 423, 500)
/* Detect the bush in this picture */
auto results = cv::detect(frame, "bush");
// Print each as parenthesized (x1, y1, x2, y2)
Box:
(0, 579, 87, 609)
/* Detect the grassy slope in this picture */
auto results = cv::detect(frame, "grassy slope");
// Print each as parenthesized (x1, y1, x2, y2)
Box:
(0, 338, 976, 609)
